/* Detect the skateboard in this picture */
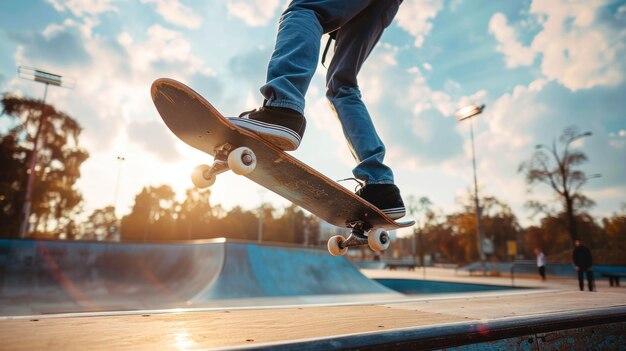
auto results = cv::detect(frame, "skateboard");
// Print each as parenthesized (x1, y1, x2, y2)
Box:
(151, 78, 415, 256)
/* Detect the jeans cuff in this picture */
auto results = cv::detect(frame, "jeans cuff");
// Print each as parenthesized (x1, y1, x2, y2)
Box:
(358, 178, 394, 185)
(266, 100, 304, 114)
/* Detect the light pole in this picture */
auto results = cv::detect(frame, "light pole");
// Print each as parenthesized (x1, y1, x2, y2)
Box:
(17, 66, 74, 238)
(455, 104, 487, 271)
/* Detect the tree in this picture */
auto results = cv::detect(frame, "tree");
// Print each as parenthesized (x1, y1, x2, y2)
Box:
(0, 134, 27, 235)
(601, 205, 626, 252)
(519, 126, 598, 243)
(1, 94, 88, 237)
(406, 196, 433, 265)
(177, 187, 215, 240)
(215, 206, 259, 241)
(120, 185, 176, 241)
(438, 192, 520, 263)
(82, 206, 118, 241)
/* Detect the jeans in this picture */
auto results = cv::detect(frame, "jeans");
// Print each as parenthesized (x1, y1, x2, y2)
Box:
(260, 0, 402, 184)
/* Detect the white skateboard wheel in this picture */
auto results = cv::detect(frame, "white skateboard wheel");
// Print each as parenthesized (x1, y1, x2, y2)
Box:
(191, 164, 216, 188)
(228, 147, 257, 175)
(368, 228, 390, 252)
(328, 235, 348, 256)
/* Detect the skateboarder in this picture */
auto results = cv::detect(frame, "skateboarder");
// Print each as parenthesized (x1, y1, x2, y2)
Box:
(229, 0, 406, 219)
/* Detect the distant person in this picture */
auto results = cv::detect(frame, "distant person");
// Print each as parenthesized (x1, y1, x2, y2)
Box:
(572, 240, 594, 291)
(534, 248, 546, 281)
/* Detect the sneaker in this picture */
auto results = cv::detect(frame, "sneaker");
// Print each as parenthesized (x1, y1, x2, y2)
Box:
(228, 106, 306, 151)
(356, 184, 406, 219)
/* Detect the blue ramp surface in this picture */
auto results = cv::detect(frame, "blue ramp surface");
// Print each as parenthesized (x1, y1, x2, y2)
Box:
(193, 242, 394, 300)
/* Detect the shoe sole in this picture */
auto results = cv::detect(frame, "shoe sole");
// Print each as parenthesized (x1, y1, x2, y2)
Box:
(229, 118, 301, 151)
(382, 207, 406, 220)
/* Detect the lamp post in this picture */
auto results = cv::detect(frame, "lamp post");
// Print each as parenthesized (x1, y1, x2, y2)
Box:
(17, 66, 74, 238)
(455, 104, 487, 271)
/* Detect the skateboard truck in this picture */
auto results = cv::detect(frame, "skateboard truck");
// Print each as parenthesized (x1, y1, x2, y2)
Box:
(191, 143, 257, 188)
(327, 220, 390, 256)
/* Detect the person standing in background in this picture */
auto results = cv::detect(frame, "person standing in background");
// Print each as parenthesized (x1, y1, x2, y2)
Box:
(535, 248, 546, 281)
(572, 240, 594, 291)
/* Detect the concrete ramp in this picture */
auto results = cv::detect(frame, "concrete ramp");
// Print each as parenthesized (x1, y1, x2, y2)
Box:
(0, 239, 395, 315)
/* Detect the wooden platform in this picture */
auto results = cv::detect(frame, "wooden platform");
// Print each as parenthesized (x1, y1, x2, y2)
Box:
(1, 289, 625, 350)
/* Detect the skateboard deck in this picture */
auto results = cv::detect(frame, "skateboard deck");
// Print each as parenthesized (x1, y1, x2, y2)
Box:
(151, 78, 414, 255)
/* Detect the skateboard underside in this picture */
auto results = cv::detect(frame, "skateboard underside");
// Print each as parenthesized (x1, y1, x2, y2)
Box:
(151, 78, 414, 255)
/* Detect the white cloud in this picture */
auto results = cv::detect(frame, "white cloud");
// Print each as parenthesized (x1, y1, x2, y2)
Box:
(488, 12, 535, 68)
(141, 0, 203, 29)
(226, 0, 282, 27)
(46, 0, 117, 17)
(487, 79, 548, 148)
(488, 1, 625, 91)
(118, 25, 212, 77)
(395, 0, 443, 48)
(530, 0, 625, 91)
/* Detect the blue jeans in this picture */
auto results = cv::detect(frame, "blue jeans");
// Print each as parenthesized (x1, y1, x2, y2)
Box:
(260, 0, 401, 184)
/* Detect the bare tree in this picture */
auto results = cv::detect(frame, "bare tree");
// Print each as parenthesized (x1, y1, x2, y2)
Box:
(518, 126, 599, 243)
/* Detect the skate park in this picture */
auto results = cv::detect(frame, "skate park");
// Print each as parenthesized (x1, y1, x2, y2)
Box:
(1, 238, 624, 350)
(2, 0, 626, 350)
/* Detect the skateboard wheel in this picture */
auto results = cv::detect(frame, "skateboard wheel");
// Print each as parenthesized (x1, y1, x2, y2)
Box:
(228, 147, 257, 175)
(191, 164, 216, 188)
(368, 228, 390, 252)
(328, 235, 348, 256)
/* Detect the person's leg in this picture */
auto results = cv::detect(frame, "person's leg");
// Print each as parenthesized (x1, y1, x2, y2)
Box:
(586, 270, 594, 291)
(325, 0, 401, 184)
(324, 0, 405, 218)
(262, 0, 378, 112)
(577, 270, 585, 291)
(230, 0, 379, 150)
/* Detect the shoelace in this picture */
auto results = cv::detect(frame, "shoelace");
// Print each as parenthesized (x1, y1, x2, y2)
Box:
(337, 177, 365, 193)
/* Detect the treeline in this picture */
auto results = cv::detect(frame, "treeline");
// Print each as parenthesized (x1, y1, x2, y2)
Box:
(116, 185, 319, 244)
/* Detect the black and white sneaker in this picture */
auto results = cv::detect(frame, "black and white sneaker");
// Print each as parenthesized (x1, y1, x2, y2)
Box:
(356, 183, 406, 219)
(228, 106, 306, 151)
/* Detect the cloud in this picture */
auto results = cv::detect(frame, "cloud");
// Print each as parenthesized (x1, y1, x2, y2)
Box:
(395, 0, 444, 48)
(530, 0, 626, 91)
(127, 120, 181, 162)
(46, 0, 117, 17)
(490, 0, 626, 91)
(488, 13, 536, 68)
(140, 0, 202, 29)
(10, 21, 91, 67)
(118, 25, 209, 77)
(226, 0, 282, 27)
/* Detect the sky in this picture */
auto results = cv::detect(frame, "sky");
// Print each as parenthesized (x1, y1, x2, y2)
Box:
(0, 0, 625, 234)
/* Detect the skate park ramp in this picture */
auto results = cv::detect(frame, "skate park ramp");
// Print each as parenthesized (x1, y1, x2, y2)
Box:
(0, 238, 397, 316)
